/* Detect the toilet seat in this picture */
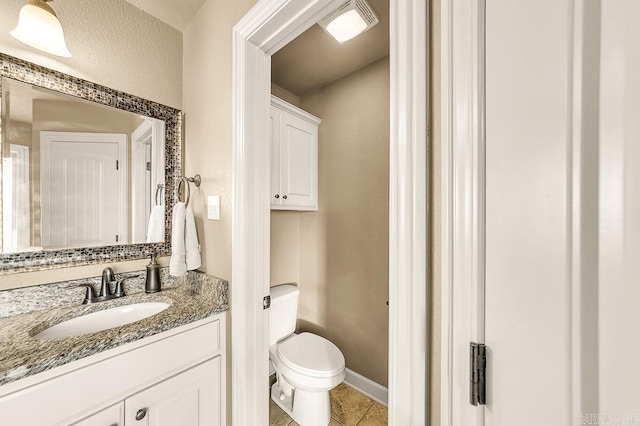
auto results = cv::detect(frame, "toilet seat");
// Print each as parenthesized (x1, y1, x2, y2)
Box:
(276, 333, 345, 378)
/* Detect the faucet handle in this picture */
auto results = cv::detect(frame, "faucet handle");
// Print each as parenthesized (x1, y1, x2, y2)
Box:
(113, 278, 129, 298)
(76, 284, 97, 305)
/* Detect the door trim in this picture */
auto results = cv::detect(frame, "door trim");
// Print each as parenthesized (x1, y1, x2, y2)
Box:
(231, 0, 428, 424)
(439, 0, 486, 424)
(131, 119, 166, 243)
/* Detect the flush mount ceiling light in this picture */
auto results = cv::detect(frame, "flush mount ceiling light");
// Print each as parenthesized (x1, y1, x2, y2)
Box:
(11, 0, 72, 58)
(318, 0, 379, 44)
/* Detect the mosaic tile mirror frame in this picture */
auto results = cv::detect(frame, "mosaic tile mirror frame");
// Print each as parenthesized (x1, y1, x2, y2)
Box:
(0, 53, 182, 274)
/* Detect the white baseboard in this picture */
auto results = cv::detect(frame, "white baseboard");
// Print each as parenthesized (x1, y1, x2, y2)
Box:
(343, 368, 388, 407)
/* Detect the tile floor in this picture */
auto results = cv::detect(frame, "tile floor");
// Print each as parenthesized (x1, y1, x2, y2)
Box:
(269, 382, 388, 426)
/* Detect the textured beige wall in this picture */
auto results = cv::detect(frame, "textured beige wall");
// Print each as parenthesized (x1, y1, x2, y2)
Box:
(0, 0, 182, 289)
(0, 0, 182, 109)
(271, 83, 301, 107)
(182, 1, 258, 423)
(182, 0, 258, 282)
(272, 57, 391, 387)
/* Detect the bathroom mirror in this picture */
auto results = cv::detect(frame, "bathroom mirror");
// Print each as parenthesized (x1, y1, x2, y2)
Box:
(0, 53, 182, 274)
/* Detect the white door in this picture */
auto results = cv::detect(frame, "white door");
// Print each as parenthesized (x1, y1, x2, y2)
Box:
(449, 0, 640, 424)
(124, 357, 222, 426)
(484, 0, 574, 422)
(40, 132, 127, 248)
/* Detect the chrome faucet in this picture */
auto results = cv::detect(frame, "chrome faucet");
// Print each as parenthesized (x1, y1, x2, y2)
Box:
(76, 267, 131, 304)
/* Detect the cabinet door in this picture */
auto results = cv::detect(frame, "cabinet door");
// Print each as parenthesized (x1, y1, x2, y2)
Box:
(124, 357, 221, 426)
(278, 112, 318, 210)
(70, 402, 124, 426)
(271, 107, 282, 207)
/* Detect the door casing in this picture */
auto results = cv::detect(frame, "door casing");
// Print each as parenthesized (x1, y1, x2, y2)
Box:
(231, 0, 429, 424)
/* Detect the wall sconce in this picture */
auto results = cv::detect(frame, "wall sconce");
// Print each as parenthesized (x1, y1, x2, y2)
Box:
(11, 0, 72, 58)
(318, 0, 379, 44)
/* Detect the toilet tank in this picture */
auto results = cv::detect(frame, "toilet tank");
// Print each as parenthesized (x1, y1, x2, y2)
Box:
(269, 284, 299, 345)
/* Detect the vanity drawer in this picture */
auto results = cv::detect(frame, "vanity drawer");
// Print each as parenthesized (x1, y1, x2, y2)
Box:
(0, 314, 224, 425)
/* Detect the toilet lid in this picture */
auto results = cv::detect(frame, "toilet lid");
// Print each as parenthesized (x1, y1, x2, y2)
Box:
(276, 333, 345, 378)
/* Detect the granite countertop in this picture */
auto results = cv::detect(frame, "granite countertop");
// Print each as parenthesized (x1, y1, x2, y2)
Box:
(0, 270, 228, 387)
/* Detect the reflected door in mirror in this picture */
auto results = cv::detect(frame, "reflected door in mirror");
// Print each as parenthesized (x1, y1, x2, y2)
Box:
(41, 132, 127, 248)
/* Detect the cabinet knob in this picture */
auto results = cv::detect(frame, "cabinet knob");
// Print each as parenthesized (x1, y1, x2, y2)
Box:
(135, 408, 148, 421)
(274, 194, 280, 199)
(283, 195, 288, 200)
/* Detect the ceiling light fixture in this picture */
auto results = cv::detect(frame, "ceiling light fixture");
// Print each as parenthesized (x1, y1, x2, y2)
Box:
(11, 0, 72, 58)
(318, 0, 379, 44)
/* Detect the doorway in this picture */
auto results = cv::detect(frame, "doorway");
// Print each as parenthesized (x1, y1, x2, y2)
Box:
(231, 0, 427, 424)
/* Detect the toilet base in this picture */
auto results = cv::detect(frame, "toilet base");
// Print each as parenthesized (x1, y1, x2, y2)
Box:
(271, 379, 331, 426)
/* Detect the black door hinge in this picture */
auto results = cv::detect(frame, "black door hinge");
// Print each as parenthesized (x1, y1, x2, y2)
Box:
(470, 342, 486, 406)
(263, 295, 271, 310)
(116, 160, 119, 170)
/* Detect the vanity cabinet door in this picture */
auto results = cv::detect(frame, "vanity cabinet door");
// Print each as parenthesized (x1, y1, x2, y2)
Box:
(71, 402, 124, 426)
(124, 357, 221, 426)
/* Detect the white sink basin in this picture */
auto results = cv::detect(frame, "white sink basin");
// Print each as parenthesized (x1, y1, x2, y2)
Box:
(34, 302, 170, 340)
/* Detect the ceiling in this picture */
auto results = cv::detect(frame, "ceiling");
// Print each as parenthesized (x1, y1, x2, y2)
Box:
(121, 0, 389, 97)
(122, 0, 206, 31)
(271, 0, 389, 96)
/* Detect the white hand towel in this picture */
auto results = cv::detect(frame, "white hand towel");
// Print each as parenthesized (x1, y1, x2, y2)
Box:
(146, 205, 165, 243)
(185, 205, 201, 271)
(169, 202, 187, 276)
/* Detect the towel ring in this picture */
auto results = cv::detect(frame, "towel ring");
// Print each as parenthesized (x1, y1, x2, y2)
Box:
(155, 184, 164, 206)
(177, 174, 201, 206)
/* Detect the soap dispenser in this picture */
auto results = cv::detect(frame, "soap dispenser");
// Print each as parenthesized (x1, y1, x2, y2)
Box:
(145, 253, 161, 293)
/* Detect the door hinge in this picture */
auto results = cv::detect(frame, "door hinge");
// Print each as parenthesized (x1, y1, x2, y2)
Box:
(470, 342, 486, 406)
(115, 235, 119, 242)
(116, 160, 119, 170)
(146, 161, 151, 171)
(263, 295, 271, 310)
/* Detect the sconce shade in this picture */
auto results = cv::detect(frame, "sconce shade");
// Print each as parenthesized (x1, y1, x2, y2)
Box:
(11, 0, 72, 58)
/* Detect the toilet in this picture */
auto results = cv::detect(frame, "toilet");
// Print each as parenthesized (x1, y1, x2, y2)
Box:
(269, 284, 346, 426)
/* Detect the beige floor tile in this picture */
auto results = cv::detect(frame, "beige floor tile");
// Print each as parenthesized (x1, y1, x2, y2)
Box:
(357, 402, 388, 425)
(329, 383, 375, 426)
(270, 396, 293, 426)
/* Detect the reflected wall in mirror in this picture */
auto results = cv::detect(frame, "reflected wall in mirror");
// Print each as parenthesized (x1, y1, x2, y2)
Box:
(2, 78, 165, 252)
(0, 53, 182, 274)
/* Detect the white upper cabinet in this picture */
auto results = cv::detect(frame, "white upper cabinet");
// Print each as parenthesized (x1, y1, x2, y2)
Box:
(270, 96, 321, 211)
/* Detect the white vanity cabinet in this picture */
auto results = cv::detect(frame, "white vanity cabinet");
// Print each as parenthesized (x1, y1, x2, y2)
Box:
(72, 402, 124, 426)
(124, 357, 221, 426)
(271, 95, 321, 211)
(0, 313, 225, 426)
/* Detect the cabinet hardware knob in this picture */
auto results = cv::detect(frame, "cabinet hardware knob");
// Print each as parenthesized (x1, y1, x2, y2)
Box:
(283, 195, 288, 200)
(274, 194, 280, 199)
(135, 408, 148, 420)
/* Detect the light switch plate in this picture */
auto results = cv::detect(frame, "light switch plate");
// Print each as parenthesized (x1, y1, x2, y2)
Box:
(208, 195, 220, 220)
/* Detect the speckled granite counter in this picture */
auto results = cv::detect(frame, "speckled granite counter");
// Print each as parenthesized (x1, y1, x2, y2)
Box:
(0, 270, 228, 386)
